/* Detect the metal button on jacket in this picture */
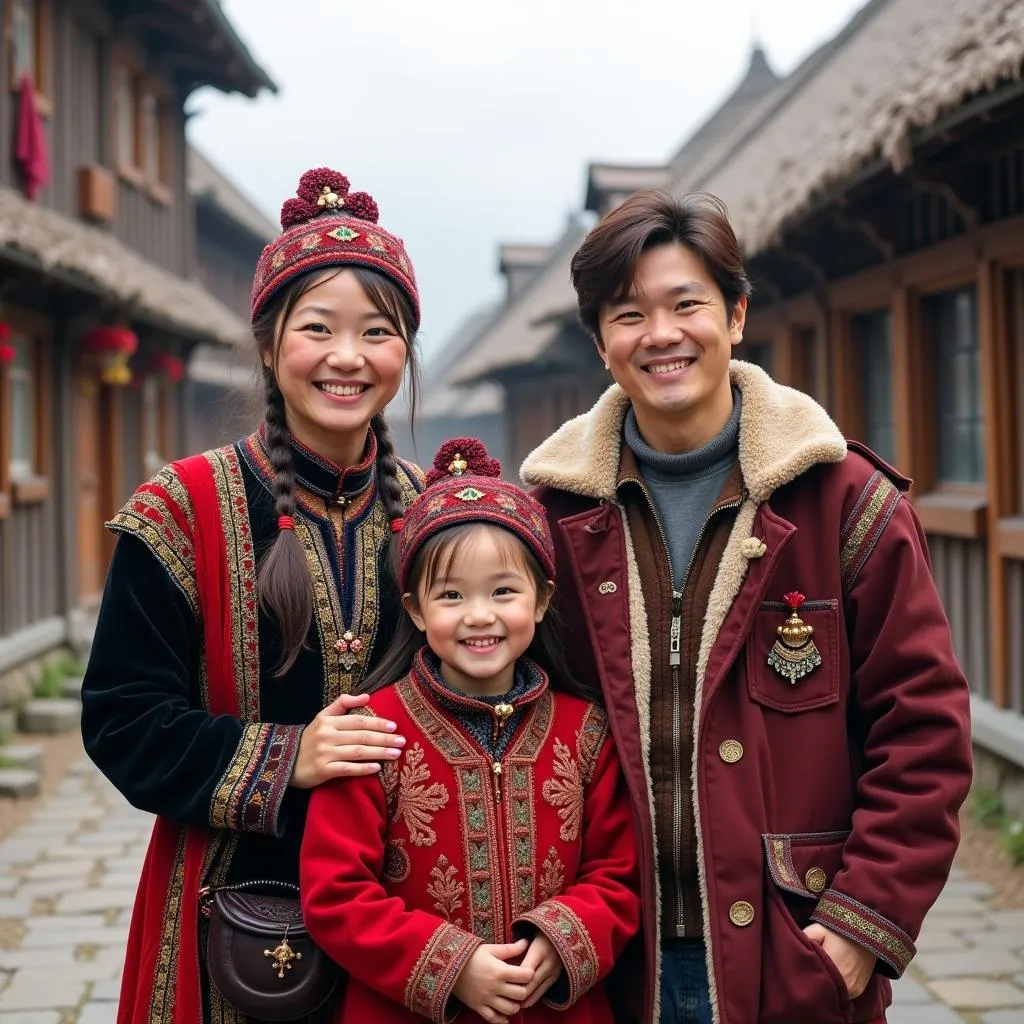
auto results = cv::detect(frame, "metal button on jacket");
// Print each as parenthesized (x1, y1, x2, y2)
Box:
(729, 900, 756, 927)
(719, 739, 744, 763)
(805, 867, 828, 893)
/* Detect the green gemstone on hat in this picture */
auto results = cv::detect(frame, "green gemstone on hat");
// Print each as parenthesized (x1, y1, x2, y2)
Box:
(456, 487, 484, 502)
(328, 226, 360, 242)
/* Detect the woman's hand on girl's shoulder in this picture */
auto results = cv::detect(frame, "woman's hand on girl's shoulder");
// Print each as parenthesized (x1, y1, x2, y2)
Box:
(290, 692, 406, 789)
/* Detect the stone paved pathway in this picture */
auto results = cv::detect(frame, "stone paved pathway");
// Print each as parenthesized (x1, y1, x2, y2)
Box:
(1, 756, 1023, 1023)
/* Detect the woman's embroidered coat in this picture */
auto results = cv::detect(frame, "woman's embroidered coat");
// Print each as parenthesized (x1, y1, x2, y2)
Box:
(300, 650, 641, 1024)
(81, 430, 423, 1024)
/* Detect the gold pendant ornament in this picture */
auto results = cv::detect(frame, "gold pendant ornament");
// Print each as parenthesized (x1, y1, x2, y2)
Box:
(264, 927, 303, 980)
(768, 591, 821, 684)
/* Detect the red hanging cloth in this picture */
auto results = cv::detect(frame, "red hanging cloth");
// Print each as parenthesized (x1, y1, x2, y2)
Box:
(15, 73, 50, 201)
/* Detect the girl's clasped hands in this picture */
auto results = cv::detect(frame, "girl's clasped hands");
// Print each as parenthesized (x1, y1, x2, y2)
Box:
(452, 934, 563, 1024)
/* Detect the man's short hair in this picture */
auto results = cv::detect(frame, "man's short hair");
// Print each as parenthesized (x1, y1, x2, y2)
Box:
(570, 190, 752, 342)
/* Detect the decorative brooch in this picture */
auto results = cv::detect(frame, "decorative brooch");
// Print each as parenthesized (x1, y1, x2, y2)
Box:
(316, 185, 344, 210)
(767, 591, 821, 684)
(334, 630, 364, 672)
(448, 452, 469, 476)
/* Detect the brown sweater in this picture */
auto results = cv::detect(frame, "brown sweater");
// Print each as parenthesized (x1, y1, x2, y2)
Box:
(618, 450, 744, 938)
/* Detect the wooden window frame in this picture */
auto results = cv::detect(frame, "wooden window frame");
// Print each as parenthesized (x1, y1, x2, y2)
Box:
(110, 46, 175, 203)
(0, 309, 52, 514)
(4, 0, 53, 118)
(138, 77, 174, 205)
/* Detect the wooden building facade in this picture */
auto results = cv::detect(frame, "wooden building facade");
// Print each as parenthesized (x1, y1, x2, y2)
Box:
(0, 0, 272, 679)
(448, 0, 1024, 756)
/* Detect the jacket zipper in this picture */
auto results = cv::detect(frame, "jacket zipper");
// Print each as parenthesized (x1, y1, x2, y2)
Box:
(624, 478, 744, 934)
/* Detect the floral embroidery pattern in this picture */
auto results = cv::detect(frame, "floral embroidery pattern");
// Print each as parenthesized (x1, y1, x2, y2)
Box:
(383, 838, 411, 884)
(397, 743, 450, 847)
(540, 847, 565, 901)
(427, 855, 465, 926)
(543, 738, 584, 842)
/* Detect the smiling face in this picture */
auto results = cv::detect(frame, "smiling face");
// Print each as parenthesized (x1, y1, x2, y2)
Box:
(598, 241, 747, 454)
(404, 524, 551, 698)
(269, 269, 409, 467)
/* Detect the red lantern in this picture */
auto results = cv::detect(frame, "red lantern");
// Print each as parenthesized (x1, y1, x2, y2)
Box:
(81, 325, 138, 355)
(81, 324, 138, 386)
(152, 351, 185, 383)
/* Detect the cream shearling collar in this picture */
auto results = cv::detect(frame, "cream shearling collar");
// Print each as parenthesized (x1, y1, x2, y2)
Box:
(520, 361, 846, 504)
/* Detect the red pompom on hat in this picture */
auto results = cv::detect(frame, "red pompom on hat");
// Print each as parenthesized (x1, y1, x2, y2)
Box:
(396, 437, 556, 592)
(251, 166, 419, 329)
(425, 438, 502, 486)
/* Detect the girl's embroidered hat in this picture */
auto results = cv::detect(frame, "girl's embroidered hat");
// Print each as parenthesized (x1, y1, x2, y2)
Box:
(396, 438, 556, 592)
(250, 167, 420, 330)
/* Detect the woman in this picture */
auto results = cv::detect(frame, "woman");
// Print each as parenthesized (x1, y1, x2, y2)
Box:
(82, 167, 424, 1024)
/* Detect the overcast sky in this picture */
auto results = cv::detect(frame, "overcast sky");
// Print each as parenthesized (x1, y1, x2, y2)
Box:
(188, 0, 868, 359)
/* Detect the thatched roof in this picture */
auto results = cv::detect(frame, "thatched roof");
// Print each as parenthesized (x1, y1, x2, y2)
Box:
(690, 0, 1024, 252)
(0, 187, 249, 347)
(189, 147, 278, 243)
(452, 219, 586, 386)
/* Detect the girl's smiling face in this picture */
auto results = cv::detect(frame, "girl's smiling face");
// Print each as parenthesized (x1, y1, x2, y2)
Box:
(404, 524, 552, 697)
(271, 269, 409, 467)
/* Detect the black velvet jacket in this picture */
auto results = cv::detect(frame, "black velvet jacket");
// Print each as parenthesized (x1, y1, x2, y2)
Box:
(81, 429, 423, 889)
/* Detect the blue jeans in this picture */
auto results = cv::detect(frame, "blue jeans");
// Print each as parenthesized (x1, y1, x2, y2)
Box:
(659, 939, 712, 1024)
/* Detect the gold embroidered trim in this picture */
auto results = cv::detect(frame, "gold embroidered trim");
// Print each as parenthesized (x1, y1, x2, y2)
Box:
(839, 472, 901, 593)
(577, 704, 609, 785)
(543, 738, 584, 842)
(405, 922, 481, 1023)
(518, 899, 600, 1007)
(397, 743, 450, 847)
(811, 890, 915, 974)
(457, 765, 499, 943)
(108, 466, 198, 613)
(148, 829, 189, 1022)
(506, 762, 537, 918)
(210, 724, 263, 829)
(206, 447, 261, 722)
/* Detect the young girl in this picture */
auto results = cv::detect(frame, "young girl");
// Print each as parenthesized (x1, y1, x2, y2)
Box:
(82, 167, 423, 1024)
(301, 438, 641, 1024)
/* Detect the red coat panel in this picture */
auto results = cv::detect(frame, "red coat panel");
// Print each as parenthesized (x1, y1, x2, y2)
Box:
(522, 363, 973, 1024)
(301, 650, 641, 1024)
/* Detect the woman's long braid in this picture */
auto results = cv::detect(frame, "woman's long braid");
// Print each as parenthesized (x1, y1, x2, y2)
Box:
(372, 413, 408, 534)
(257, 366, 313, 674)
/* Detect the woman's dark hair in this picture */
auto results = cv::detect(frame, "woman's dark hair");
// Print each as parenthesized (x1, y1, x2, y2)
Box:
(253, 266, 421, 675)
(571, 189, 752, 343)
(357, 522, 595, 702)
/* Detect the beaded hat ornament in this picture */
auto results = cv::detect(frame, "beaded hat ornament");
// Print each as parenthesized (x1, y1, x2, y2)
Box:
(250, 167, 419, 329)
(395, 438, 556, 591)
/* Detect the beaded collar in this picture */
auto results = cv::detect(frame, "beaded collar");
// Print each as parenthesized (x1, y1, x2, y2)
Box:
(411, 647, 548, 758)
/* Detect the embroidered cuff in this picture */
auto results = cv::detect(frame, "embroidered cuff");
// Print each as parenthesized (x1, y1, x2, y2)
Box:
(811, 889, 916, 978)
(209, 723, 304, 835)
(405, 922, 482, 1024)
(515, 900, 600, 1009)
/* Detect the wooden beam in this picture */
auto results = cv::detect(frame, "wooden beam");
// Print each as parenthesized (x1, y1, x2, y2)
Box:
(891, 285, 932, 494)
(977, 259, 1013, 707)
(904, 167, 981, 231)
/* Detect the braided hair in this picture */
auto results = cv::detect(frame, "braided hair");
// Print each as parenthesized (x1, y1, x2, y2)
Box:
(252, 267, 420, 675)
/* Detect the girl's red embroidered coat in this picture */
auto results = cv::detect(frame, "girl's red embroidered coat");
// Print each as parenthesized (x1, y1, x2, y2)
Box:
(300, 650, 641, 1024)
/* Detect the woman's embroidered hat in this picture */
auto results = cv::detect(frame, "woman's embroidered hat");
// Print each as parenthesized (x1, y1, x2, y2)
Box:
(396, 438, 556, 591)
(250, 167, 419, 330)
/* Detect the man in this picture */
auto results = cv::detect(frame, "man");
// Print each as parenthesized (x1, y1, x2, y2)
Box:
(523, 190, 972, 1024)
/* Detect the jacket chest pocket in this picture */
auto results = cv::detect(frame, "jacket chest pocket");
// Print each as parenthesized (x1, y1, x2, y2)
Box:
(746, 599, 840, 712)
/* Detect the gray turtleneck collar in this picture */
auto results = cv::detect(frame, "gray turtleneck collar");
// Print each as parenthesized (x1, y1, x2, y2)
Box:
(623, 388, 741, 587)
